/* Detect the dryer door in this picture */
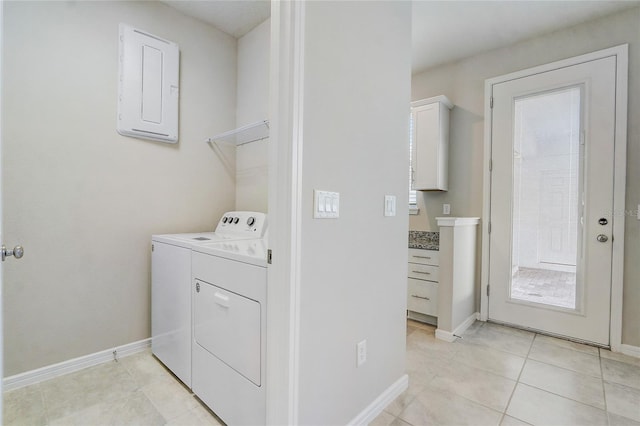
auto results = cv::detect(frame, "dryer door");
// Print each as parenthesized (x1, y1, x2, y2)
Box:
(194, 280, 261, 386)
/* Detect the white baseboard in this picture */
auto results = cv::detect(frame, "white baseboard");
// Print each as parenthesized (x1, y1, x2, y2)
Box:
(347, 374, 408, 425)
(619, 343, 640, 359)
(3, 338, 151, 391)
(435, 312, 479, 342)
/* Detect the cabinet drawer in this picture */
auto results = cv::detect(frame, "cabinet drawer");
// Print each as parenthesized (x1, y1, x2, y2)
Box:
(407, 279, 438, 316)
(408, 249, 439, 266)
(408, 263, 439, 282)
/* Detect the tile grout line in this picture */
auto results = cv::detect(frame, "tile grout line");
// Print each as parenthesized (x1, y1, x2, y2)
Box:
(598, 348, 611, 426)
(507, 337, 612, 419)
(498, 331, 537, 425)
(404, 322, 512, 422)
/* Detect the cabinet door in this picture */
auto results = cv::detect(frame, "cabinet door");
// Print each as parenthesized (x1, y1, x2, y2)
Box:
(411, 102, 449, 191)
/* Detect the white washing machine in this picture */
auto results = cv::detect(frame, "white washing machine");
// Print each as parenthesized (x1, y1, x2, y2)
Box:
(151, 212, 266, 388)
(192, 237, 268, 425)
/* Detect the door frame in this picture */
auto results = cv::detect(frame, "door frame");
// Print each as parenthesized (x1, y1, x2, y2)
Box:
(1, 0, 4, 415)
(265, 1, 306, 424)
(480, 44, 628, 351)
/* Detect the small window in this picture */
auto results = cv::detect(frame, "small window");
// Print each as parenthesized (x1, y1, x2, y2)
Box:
(409, 113, 418, 208)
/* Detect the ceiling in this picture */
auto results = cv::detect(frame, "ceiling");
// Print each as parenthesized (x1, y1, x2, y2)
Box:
(412, 1, 639, 73)
(163, 0, 639, 73)
(163, 0, 271, 38)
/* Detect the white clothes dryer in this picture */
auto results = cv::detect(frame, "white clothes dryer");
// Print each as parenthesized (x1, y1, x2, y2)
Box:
(191, 238, 268, 425)
(151, 212, 266, 388)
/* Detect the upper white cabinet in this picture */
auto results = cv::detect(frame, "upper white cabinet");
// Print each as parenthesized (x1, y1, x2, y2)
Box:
(410, 95, 453, 191)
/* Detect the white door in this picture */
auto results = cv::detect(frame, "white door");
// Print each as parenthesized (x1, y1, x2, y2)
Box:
(488, 55, 618, 345)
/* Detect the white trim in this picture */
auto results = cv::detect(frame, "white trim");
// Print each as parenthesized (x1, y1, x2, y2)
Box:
(619, 344, 640, 359)
(436, 217, 480, 227)
(2, 338, 150, 391)
(0, 1, 4, 414)
(347, 374, 408, 426)
(411, 95, 453, 110)
(436, 312, 479, 342)
(480, 71, 493, 322)
(266, 1, 305, 424)
(480, 44, 628, 350)
(608, 44, 628, 353)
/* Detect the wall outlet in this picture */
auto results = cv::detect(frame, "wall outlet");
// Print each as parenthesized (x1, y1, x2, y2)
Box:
(356, 340, 367, 367)
(443, 203, 451, 215)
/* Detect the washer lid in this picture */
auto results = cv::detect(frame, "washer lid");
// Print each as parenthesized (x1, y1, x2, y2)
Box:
(193, 239, 268, 267)
(151, 232, 219, 248)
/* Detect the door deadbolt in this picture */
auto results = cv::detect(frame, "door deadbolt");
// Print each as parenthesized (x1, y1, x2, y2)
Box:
(1, 245, 24, 262)
(598, 218, 608, 225)
(596, 234, 609, 243)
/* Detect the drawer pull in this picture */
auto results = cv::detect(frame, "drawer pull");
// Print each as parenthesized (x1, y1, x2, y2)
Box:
(214, 292, 230, 308)
(412, 270, 431, 275)
(413, 255, 432, 260)
(411, 294, 431, 301)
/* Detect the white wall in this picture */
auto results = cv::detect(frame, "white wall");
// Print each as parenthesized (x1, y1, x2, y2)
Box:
(411, 7, 640, 346)
(2, 1, 237, 376)
(236, 19, 270, 213)
(296, 2, 411, 423)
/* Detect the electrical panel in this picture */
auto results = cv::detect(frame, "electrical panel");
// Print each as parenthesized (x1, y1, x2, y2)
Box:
(117, 24, 179, 143)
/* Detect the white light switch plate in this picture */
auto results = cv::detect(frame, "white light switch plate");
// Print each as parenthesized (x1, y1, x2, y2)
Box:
(443, 204, 451, 215)
(314, 190, 339, 219)
(356, 340, 367, 367)
(384, 195, 396, 217)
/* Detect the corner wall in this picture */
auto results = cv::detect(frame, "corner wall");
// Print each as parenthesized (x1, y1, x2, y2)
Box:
(2, 1, 237, 375)
(236, 18, 270, 213)
(296, 2, 412, 423)
(411, 7, 640, 346)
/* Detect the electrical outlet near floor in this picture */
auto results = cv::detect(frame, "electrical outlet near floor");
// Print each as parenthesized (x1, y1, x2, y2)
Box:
(356, 339, 367, 367)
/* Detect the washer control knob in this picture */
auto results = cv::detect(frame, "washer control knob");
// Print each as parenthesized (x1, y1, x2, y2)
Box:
(233, 217, 240, 224)
(222, 217, 228, 224)
(247, 216, 256, 227)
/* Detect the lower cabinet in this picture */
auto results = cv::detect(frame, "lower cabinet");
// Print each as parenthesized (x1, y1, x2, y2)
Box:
(407, 248, 439, 325)
(407, 279, 438, 316)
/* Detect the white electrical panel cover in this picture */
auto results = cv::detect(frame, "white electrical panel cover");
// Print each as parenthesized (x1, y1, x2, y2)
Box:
(118, 24, 179, 143)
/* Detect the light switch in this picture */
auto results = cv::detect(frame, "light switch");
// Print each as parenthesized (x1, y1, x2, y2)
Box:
(314, 190, 340, 219)
(443, 204, 451, 215)
(384, 195, 396, 217)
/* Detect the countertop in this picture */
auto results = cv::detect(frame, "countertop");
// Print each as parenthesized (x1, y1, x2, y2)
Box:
(408, 231, 439, 250)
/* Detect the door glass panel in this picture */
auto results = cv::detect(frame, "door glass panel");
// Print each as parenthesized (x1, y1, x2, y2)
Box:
(511, 87, 582, 309)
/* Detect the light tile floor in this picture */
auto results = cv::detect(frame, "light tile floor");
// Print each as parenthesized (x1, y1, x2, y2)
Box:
(4, 321, 640, 426)
(372, 320, 640, 426)
(3, 350, 224, 426)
